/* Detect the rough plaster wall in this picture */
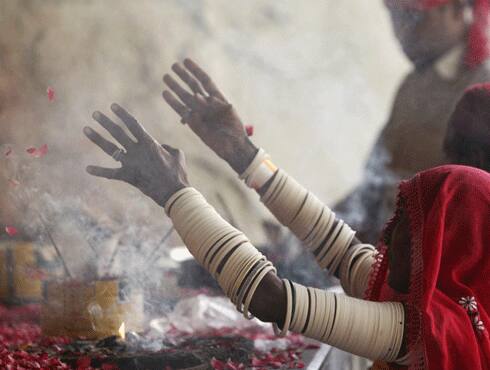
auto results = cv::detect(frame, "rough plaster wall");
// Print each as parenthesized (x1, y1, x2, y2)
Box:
(0, 0, 409, 243)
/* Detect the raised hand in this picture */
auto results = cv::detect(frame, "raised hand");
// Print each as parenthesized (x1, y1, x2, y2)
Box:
(83, 103, 189, 206)
(162, 58, 258, 174)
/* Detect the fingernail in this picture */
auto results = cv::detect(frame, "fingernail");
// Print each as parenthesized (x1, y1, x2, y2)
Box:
(83, 126, 93, 135)
(92, 111, 101, 120)
(111, 103, 119, 111)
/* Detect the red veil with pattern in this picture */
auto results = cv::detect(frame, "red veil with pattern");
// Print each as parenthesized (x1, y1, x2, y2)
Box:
(365, 165, 490, 369)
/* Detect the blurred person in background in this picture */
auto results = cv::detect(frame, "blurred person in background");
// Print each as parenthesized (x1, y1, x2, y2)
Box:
(335, 0, 490, 244)
(444, 82, 490, 172)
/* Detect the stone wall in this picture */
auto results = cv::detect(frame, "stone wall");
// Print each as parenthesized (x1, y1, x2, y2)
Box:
(0, 0, 409, 244)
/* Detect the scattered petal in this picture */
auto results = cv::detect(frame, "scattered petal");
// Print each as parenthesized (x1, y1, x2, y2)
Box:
(224, 359, 245, 370)
(38, 144, 48, 157)
(8, 179, 20, 187)
(47, 86, 55, 101)
(26, 144, 49, 158)
(5, 226, 18, 237)
(101, 363, 119, 370)
(245, 125, 254, 137)
(211, 357, 226, 370)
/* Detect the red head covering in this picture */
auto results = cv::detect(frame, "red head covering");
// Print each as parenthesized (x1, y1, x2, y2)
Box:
(445, 83, 490, 151)
(385, 0, 490, 68)
(366, 165, 490, 369)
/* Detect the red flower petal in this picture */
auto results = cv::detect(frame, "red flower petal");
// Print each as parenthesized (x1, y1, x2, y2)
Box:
(47, 86, 55, 101)
(296, 361, 305, 368)
(26, 144, 48, 158)
(224, 359, 245, 370)
(38, 144, 48, 157)
(211, 357, 226, 370)
(5, 226, 18, 237)
(251, 357, 263, 367)
(101, 363, 118, 370)
(245, 125, 254, 137)
(8, 179, 20, 187)
(269, 361, 283, 369)
(76, 356, 92, 367)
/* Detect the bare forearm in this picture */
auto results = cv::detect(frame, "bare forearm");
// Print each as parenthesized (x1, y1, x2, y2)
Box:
(248, 271, 286, 325)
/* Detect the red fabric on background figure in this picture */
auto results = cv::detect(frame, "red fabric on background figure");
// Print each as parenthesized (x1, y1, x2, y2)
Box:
(385, 0, 490, 68)
(366, 165, 490, 369)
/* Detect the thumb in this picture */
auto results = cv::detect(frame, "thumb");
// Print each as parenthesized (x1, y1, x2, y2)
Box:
(161, 144, 181, 157)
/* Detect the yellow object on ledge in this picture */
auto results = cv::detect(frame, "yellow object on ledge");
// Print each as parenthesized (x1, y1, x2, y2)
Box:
(41, 278, 144, 340)
(0, 241, 44, 303)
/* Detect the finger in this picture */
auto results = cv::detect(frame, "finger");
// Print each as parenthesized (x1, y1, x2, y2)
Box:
(161, 143, 180, 157)
(110, 103, 150, 142)
(162, 90, 190, 119)
(207, 95, 231, 113)
(83, 126, 120, 157)
(171, 63, 206, 96)
(92, 111, 135, 149)
(86, 165, 123, 180)
(163, 74, 198, 109)
(183, 58, 226, 101)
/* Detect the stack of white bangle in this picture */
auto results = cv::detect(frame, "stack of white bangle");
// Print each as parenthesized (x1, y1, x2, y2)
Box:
(260, 168, 355, 276)
(278, 280, 405, 362)
(240, 149, 378, 295)
(165, 187, 276, 319)
(165, 186, 406, 363)
(338, 243, 376, 297)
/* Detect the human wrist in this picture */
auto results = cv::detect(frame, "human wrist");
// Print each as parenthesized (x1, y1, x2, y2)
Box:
(156, 182, 189, 208)
(227, 138, 259, 174)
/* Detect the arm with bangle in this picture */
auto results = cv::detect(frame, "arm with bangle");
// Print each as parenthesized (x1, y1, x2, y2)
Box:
(160, 59, 408, 363)
(83, 101, 408, 364)
(239, 147, 376, 299)
(162, 59, 375, 298)
(166, 186, 406, 363)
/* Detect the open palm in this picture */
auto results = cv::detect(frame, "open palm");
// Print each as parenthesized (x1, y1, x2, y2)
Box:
(162, 59, 256, 174)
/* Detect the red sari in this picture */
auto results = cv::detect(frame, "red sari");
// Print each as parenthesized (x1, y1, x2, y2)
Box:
(366, 165, 490, 369)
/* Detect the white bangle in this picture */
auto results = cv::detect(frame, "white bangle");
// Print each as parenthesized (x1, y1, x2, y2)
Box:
(284, 285, 405, 362)
(246, 158, 278, 190)
(242, 263, 276, 319)
(239, 148, 278, 190)
(236, 259, 268, 313)
(239, 148, 267, 180)
(272, 279, 293, 337)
